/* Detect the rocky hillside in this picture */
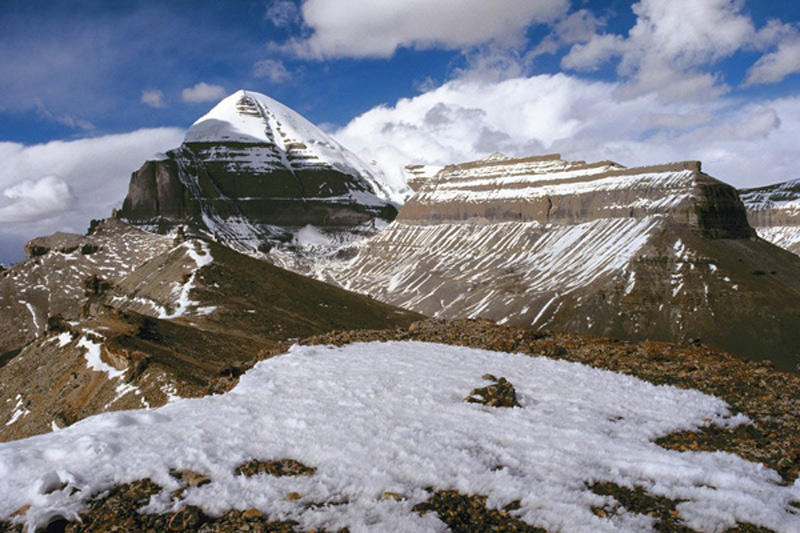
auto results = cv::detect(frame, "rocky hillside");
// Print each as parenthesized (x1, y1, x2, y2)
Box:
(116, 90, 398, 253)
(740, 179, 800, 255)
(315, 153, 800, 372)
(0, 227, 420, 443)
(0, 219, 174, 355)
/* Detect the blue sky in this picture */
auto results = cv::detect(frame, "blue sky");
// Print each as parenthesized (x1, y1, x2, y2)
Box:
(1, 0, 799, 263)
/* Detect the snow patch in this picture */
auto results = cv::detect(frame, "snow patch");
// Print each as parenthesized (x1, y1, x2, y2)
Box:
(160, 240, 214, 319)
(5, 395, 29, 427)
(1, 343, 793, 532)
(76, 333, 123, 379)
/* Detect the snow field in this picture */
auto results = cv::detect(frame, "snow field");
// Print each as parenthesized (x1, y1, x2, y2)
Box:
(0, 342, 797, 532)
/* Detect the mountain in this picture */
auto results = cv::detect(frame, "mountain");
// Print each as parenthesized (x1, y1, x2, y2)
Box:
(314, 153, 800, 372)
(0, 224, 420, 442)
(739, 179, 800, 255)
(116, 90, 399, 253)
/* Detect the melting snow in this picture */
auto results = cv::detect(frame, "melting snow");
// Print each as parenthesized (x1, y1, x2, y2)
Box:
(161, 241, 214, 319)
(4, 395, 29, 427)
(0, 342, 796, 532)
(76, 333, 123, 379)
(55, 332, 72, 348)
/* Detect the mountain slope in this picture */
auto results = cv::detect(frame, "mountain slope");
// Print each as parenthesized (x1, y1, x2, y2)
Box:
(0, 230, 421, 443)
(317, 154, 800, 371)
(0, 219, 174, 355)
(740, 178, 800, 255)
(116, 90, 398, 253)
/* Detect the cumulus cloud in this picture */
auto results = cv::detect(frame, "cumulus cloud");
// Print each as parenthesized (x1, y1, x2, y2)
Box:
(253, 59, 292, 83)
(141, 89, 166, 108)
(181, 82, 227, 103)
(286, 0, 569, 59)
(561, 0, 766, 101)
(0, 127, 184, 263)
(744, 35, 800, 86)
(334, 73, 800, 194)
(0, 176, 75, 223)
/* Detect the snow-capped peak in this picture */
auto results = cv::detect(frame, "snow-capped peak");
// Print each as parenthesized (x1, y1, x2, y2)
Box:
(184, 90, 397, 202)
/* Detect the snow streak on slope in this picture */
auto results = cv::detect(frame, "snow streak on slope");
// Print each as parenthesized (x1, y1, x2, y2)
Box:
(754, 226, 800, 254)
(160, 241, 214, 319)
(107, 239, 217, 320)
(0, 343, 795, 532)
(327, 217, 661, 321)
(740, 179, 800, 255)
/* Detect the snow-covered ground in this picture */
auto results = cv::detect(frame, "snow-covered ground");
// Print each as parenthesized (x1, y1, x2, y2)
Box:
(1, 342, 797, 532)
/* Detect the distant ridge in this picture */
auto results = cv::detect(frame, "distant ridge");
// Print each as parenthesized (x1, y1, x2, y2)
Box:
(740, 178, 800, 256)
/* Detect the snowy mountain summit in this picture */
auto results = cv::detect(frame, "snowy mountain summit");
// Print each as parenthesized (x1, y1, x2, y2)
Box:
(117, 90, 398, 253)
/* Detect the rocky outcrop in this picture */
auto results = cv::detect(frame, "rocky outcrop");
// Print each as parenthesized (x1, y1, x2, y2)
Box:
(0, 219, 174, 355)
(117, 90, 398, 252)
(318, 154, 800, 371)
(740, 179, 800, 255)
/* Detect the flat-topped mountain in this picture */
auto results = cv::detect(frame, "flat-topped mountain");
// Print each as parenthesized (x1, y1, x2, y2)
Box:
(740, 179, 800, 255)
(321, 153, 800, 371)
(116, 90, 398, 253)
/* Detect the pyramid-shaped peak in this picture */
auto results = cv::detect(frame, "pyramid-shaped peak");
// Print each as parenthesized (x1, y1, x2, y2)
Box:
(185, 89, 320, 145)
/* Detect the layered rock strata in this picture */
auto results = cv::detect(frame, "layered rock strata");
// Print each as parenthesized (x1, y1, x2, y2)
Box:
(0, 219, 173, 355)
(322, 153, 800, 371)
(117, 90, 397, 252)
(740, 179, 800, 255)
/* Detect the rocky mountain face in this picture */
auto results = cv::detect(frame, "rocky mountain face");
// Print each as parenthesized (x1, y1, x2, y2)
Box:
(0, 223, 420, 442)
(316, 153, 800, 372)
(0, 219, 174, 355)
(740, 179, 800, 255)
(116, 90, 398, 253)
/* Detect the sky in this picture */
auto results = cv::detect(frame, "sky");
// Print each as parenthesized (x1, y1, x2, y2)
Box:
(1, 0, 799, 264)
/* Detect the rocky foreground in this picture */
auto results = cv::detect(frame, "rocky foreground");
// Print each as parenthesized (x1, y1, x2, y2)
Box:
(2, 319, 797, 533)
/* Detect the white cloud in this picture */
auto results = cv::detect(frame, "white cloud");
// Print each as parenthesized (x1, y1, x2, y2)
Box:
(334, 74, 800, 194)
(287, 0, 569, 59)
(266, 0, 300, 28)
(33, 101, 95, 131)
(181, 82, 227, 103)
(561, 33, 623, 70)
(0, 128, 184, 263)
(0, 176, 75, 223)
(253, 59, 292, 83)
(744, 35, 800, 86)
(562, 0, 762, 101)
(141, 89, 166, 108)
